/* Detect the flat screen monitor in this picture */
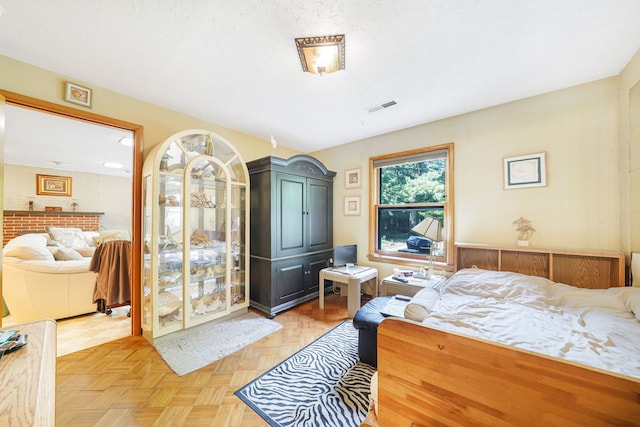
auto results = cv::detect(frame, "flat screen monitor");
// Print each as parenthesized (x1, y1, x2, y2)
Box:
(333, 244, 357, 267)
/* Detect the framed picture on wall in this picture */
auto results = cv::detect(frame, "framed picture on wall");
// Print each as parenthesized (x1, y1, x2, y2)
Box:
(504, 152, 547, 189)
(36, 174, 72, 196)
(64, 81, 92, 108)
(344, 196, 361, 216)
(345, 168, 361, 188)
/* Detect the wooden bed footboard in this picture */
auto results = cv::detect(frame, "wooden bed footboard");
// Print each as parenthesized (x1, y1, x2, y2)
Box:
(377, 318, 640, 426)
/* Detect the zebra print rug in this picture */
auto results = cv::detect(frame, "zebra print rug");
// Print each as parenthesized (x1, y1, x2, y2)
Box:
(235, 321, 375, 427)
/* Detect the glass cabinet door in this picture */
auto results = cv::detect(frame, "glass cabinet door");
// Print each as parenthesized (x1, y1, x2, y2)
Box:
(185, 157, 228, 325)
(229, 184, 246, 308)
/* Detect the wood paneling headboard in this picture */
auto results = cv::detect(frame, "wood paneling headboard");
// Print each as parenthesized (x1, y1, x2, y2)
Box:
(455, 243, 626, 288)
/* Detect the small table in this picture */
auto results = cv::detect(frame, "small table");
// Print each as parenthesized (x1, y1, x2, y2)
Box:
(0, 319, 56, 427)
(380, 274, 447, 297)
(319, 267, 379, 318)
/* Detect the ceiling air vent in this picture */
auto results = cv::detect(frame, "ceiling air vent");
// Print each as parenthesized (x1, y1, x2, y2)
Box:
(368, 100, 397, 113)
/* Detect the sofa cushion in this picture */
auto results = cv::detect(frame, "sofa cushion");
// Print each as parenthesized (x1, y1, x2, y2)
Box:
(47, 226, 90, 249)
(3, 257, 92, 274)
(49, 247, 85, 261)
(4, 233, 49, 250)
(84, 231, 99, 247)
(92, 229, 131, 245)
(3, 234, 53, 261)
(74, 247, 97, 258)
(4, 244, 55, 261)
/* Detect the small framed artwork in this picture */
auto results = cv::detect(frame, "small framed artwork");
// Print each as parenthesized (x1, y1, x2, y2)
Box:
(37, 174, 72, 196)
(64, 81, 92, 108)
(345, 168, 361, 189)
(504, 152, 547, 189)
(344, 196, 361, 216)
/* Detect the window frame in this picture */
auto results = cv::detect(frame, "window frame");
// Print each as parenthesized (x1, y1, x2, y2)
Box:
(368, 143, 454, 268)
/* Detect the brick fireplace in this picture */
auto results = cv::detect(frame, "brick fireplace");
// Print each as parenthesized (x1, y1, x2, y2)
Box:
(3, 210, 104, 246)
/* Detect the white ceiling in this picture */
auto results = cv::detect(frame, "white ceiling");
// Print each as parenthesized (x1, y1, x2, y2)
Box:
(4, 104, 134, 177)
(1, 0, 640, 155)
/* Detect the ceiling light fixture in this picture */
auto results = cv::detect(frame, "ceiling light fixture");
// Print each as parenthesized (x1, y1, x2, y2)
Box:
(270, 135, 278, 149)
(103, 161, 123, 169)
(295, 34, 345, 76)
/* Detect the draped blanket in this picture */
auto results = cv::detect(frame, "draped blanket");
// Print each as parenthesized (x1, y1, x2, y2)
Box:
(90, 240, 131, 307)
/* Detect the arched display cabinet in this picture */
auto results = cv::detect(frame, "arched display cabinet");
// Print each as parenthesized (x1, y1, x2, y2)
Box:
(141, 129, 249, 344)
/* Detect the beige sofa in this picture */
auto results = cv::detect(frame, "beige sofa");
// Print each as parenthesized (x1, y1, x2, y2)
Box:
(2, 232, 99, 322)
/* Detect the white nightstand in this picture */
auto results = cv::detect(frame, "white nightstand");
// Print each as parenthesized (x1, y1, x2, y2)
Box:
(319, 267, 379, 318)
(380, 274, 447, 297)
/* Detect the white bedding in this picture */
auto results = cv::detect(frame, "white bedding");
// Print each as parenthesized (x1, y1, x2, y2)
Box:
(418, 268, 640, 378)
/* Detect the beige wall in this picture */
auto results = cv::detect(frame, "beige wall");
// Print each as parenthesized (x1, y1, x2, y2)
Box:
(4, 164, 132, 230)
(313, 77, 624, 277)
(0, 55, 299, 163)
(620, 48, 640, 255)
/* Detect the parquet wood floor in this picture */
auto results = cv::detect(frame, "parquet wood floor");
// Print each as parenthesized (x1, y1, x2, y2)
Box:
(2, 305, 132, 357)
(56, 293, 360, 426)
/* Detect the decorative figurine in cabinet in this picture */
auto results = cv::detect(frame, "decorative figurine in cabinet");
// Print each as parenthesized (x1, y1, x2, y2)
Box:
(142, 129, 249, 344)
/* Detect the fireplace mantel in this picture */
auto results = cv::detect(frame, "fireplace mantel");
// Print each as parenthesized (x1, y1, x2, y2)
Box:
(4, 210, 104, 216)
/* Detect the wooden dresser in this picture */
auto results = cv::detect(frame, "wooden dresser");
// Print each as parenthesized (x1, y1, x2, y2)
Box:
(0, 319, 56, 426)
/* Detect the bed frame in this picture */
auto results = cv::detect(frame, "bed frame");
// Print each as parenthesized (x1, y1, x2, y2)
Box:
(376, 245, 639, 426)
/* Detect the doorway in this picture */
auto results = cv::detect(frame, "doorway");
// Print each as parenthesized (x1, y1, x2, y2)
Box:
(0, 90, 143, 345)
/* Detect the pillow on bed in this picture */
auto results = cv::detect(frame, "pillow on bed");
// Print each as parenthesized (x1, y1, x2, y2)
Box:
(404, 287, 440, 322)
(626, 290, 640, 321)
(48, 246, 84, 261)
(47, 226, 89, 249)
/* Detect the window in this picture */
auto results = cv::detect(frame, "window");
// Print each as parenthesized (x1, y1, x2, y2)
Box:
(369, 143, 453, 266)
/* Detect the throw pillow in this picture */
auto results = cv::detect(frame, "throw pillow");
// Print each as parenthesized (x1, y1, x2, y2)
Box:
(49, 247, 84, 261)
(74, 246, 96, 258)
(92, 229, 130, 245)
(403, 287, 440, 322)
(47, 226, 89, 249)
(626, 290, 640, 321)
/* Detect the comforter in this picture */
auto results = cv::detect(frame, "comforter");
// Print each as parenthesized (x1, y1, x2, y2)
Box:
(415, 268, 640, 378)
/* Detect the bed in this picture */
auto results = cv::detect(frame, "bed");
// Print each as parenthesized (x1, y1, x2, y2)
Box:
(373, 246, 640, 426)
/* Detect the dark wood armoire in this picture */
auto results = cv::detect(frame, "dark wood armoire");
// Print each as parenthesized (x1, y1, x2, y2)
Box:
(246, 155, 335, 317)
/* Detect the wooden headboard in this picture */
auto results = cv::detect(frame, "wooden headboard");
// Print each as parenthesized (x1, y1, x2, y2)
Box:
(455, 243, 625, 288)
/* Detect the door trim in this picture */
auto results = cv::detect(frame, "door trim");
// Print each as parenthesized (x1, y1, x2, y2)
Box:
(0, 89, 143, 336)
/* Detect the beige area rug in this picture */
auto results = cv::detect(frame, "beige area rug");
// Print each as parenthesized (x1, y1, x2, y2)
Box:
(154, 312, 282, 376)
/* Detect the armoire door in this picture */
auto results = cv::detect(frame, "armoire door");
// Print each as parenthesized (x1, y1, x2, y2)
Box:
(307, 178, 332, 252)
(276, 173, 306, 257)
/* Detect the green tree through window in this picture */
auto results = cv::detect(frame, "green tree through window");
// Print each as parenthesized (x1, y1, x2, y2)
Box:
(370, 144, 453, 266)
